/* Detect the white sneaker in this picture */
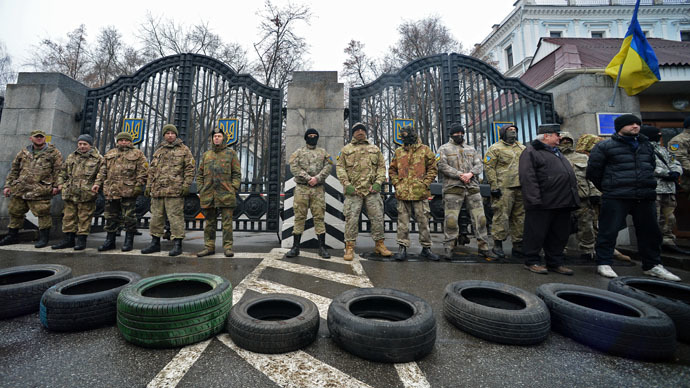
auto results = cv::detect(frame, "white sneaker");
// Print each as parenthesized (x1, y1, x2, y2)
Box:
(643, 265, 681, 282)
(597, 265, 618, 278)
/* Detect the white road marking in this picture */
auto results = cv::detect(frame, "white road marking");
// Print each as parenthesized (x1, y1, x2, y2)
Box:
(248, 278, 333, 319)
(146, 339, 212, 388)
(269, 257, 371, 287)
(394, 363, 432, 388)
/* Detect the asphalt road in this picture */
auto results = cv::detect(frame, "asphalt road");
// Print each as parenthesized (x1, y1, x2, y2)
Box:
(1, 231, 689, 388)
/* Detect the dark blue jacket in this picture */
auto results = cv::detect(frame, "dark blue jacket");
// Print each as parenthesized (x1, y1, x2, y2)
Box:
(586, 133, 657, 200)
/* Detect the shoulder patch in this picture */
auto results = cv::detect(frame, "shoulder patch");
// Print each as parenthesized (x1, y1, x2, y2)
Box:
(484, 155, 491, 163)
(336, 151, 341, 161)
(669, 143, 680, 152)
(327, 155, 334, 164)
(435, 153, 441, 162)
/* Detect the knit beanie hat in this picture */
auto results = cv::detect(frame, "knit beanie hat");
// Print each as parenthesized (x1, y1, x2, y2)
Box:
(640, 125, 661, 142)
(77, 134, 94, 145)
(614, 114, 641, 132)
(448, 123, 465, 135)
(162, 123, 178, 136)
(351, 122, 367, 135)
(116, 131, 133, 141)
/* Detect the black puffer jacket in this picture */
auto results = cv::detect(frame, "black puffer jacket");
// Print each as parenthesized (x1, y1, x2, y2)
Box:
(519, 140, 580, 210)
(586, 133, 657, 200)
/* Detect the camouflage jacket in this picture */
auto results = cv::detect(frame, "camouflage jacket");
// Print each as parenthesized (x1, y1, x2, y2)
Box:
(562, 149, 600, 198)
(484, 140, 525, 189)
(58, 148, 104, 202)
(336, 138, 387, 197)
(437, 140, 482, 193)
(198, 144, 241, 208)
(651, 142, 682, 194)
(4, 144, 63, 200)
(148, 139, 196, 198)
(389, 141, 438, 201)
(95, 145, 148, 200)
(669, 129, 690, 179)
(289, 145, 332, 185)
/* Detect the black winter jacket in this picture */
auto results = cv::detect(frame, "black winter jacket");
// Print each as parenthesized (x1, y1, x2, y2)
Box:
(519, 140, 580, 211)
(585, 133, 657, 200)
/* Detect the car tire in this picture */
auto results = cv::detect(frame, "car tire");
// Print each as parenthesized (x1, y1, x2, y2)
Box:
(117, 273, 232, 348)
(608, 276, 690, 343)
(536, 283, 676, 360)
(0, 264, 72, 319)
(226, 293, 319, 353)
(40, 271, 141, 331)
(443, 280, 550, 345)
(327, 288, 436, 363)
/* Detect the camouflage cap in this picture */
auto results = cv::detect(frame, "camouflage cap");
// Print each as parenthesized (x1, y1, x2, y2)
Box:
(116, 131, 133, 141)
(30, 130, 47, 137)
(351, 122, 367, 134)
(559, 131, 574, 142)
(575, 134, 604, 154)
(162, 123, 178, 136)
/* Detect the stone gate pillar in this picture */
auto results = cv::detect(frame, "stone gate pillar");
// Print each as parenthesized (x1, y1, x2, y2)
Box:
(281, 71, 345, 249)
(0, 73, 88, 231)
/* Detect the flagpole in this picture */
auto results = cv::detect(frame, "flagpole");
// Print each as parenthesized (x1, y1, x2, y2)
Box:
(608, 63, 624, 107)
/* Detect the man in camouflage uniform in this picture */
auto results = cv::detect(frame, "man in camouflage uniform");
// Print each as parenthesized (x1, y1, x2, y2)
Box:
(196, 127, 241, 258)
(93, 131, 148, 252)
(336, 122, 393, 261)
(438, 123, 493, 258)
(140, 124, 195, 257)
(1, 130, 63, 248)
(388, 125, 439, 261)
(286, 128, 333, 258)
(51, 134, 103, 251)
(641, 125, 689, 254)
(669, 116, 690, 197)
(483, 124, 526, 258)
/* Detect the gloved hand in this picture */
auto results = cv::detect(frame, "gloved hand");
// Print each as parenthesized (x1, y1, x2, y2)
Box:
(181, 186, 190, 197)
(490, 188, 502, 198)
(589, 195, 601, 206)
(345, 185, 355, 196)
(663, 171, 680, 181)
(372, 183, 381, 192)
(134, 186, 144, 197)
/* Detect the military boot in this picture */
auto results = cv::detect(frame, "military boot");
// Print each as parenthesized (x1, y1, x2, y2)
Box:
(98, 232, 117, 251)
(421, 247, 440, 261)
(224, 247, 234, 257)
(343, 241, 355, 261)
(141, 236, 161, 254)
(121, 231, 134, 252)
(478, 241, 497, 261)
(373, 239, 393, 257)
(0, 228, 19, 246)
(317, 234, 330, 259)
(492, 239, 506, 259)
(74, 235, 87, 251)
(286, 234, 301, 257)
(51, 232, 75, 250)
(393, 245, 407, 261)
(169, 238, 183, 257)
(197, 247, 215, 257)
(35, 229, 51, 248)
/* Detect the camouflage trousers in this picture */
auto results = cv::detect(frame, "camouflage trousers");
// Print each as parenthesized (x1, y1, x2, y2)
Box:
(150, 197, 185, 239)
(656, 193, 677, 245)
(573, 197, 596, 252)
(343, 192, 385, 242)
(397, 199, 431, 248)
(8, 197, 52, 229)
(444, 191, 489, 250)
(293, 184, 325, 235)
(62, 200, 96, 235)
(202, 207, 234, 250)
(490, 187, 524, 243)
(104, 197, 137, 233)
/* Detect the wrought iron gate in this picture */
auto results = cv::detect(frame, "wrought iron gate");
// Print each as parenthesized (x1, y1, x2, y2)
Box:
(348, 52, 555, 232)
(82, 53, 283, 232)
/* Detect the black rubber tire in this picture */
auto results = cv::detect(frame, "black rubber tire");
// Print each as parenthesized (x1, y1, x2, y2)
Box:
(327, 287, 436, 363)
(117, 273, 232, 348)
(536, 283, 677, 360)
(0, 264, 72, 319)
(608, 276, 690, 342)
(226, 293, 319, 353)
(40, 271, 141, 331)
(443, 280, 550, 345)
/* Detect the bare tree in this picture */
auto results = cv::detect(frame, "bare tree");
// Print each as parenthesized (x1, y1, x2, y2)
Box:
(0, 41, 17, 96)
(386, 15, 464, 70)
(342, 40, 378, 88)
(30, 24, 90, 82)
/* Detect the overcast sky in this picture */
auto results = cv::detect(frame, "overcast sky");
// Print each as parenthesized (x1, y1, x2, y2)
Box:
(0, 0, 516, 79)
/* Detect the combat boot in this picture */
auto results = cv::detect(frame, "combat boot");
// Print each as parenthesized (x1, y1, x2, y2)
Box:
(478, 241, 498, 262)
(141, 236, 161, 254)
(393, 245, 407, 261)
(169, 238, 183, 257)
(343, 241, 355, 261)
(98, 232, 117, 251)
(286, 234, 301, 257)
(373, 239, 393, 257)
(492, 239, 506, 259)
(35, 229, 51, 248)
(51, 232, 75, 249)
(74, 235, 87, 251)
(224, 247, 234, 257)
(0, 228, 19, 246)
(420, 247, 440, 261)
(317, 234, 330, 259)
(196, 247, 215, 257)
(121, 231, 134, 252)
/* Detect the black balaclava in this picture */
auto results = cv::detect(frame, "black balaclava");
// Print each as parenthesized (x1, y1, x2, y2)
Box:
(501, 125, 518, 144)
(449, 123, 465, 145)
(305, 128, 319, 146)
(640, 125, 661, 142)
(401, 126, 417, 145)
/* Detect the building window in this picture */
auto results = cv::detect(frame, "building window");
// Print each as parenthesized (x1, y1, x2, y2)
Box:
(591, 31, 604, 38)
(681, 31, 690, 41)
(505, 45, 514, 69)
(550, 31, 562, 38)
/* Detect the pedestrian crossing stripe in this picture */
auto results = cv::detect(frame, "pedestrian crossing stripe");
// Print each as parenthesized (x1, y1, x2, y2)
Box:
(669, 143, 679, 152)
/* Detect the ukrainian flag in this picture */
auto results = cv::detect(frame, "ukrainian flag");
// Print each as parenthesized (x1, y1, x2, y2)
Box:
(605, 0, 660, 96)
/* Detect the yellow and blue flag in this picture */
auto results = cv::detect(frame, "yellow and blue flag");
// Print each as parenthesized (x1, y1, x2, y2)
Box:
(605, 0, 660, 96)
